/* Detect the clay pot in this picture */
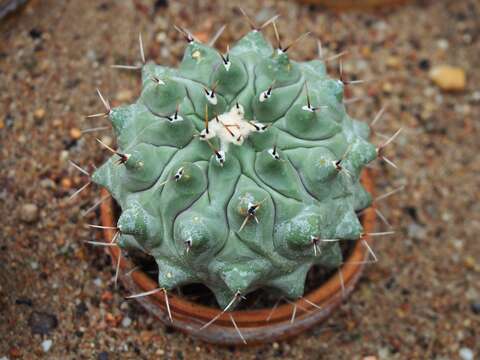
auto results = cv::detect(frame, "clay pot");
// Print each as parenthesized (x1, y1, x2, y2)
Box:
(99, 172, 376, 345)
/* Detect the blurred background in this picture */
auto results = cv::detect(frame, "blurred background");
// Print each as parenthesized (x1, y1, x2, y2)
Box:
(0, 0, 478, 359)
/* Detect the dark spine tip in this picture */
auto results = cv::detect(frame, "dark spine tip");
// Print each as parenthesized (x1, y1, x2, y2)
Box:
(334, 160, 342, 171)
(247, 204, 259, 216)
(220, 53, 226, 62)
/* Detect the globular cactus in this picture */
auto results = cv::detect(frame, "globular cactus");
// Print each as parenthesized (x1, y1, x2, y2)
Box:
(91, 26, 379, 310)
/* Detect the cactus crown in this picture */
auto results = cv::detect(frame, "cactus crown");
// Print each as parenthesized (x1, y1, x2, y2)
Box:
(92, 28, 377, 309)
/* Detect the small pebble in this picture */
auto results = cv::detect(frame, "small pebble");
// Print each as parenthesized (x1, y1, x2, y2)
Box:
(97, 352, 109, 360)
(160, 47, 170, 58)
(86, 49, 97, 62)
(20, 203, 39, 223)
(459, 347, 474, 360)
(28, 311, 58, 335)
(101, 291, 113, 302)
(9, 347, 21, 358)
(4, 114, 13, 128)
(116, 90, 134, 102)
(418, 59, 430, 70)
(470, 302, 480, 314)
(59, 150, 69, 162)
(69, 127, 82, 140)
(105, 312, 117, 326)
(100, 136, 113, 147)
(382, 82, 393, 93)
(15, 298, 33, 306)
(40, 178, 56, 189)
(378, 347, 391, 359)
(34, 108, 46, 121)
(386, 56, 401, 69)
(29, 28, 43, 39)
(464, 256, 477, 271)
(41, 339, 53, 353)
(407, 222, 427, 240)
(156, 32, 167, 43)
(436, 38, 449, 50)
(121, 316, 132, 328)
(429, 65, 466, 91)
(61, 177, 72, 190)
(153, 0, 168, 10)
(471, 91, 480, 102)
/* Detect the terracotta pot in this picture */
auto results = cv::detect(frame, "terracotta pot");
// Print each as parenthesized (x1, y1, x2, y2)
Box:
(297, 0, 409, 10)
(99, 171, 376, 346)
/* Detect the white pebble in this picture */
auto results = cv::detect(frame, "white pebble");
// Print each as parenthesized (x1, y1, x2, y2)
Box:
(160, 48, 170, 58)
(436, 38, 449, 50)
(21, 203, 39, 223)
(59, 150, 69, 162)
(471, 91, 480, 102)
(121, 316, 132, 328)
(100, 136, 113, 147)
(459, 348, 474, 360)
(41, 339, 53, 352)
(156, 32, 167, 43)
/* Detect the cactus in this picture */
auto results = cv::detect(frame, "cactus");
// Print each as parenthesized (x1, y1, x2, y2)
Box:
(91, 26, 381, 310)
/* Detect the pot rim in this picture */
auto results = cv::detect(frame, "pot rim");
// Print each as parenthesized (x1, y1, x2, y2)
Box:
(99, 171, 375, 329)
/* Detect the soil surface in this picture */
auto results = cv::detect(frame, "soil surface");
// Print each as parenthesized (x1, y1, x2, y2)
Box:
(1, 0, 479, 359)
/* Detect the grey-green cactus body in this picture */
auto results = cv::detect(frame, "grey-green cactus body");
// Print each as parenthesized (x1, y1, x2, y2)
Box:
(93, 30, 377, 308)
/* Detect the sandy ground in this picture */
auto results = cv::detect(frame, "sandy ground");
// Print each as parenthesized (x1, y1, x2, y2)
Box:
(0, 0, 479, 359)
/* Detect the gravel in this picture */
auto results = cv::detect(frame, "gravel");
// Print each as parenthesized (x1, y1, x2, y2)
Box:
(97, 352, 109, 360)
(121, 316, 132, 328)
(471, 302, 480, 315)
(41, 339, 53, 353)
(459, 347, 474, 360)
(27, 311, 58, 335)
(1, 0, 479, 359)
(19, 203, 39, 223)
